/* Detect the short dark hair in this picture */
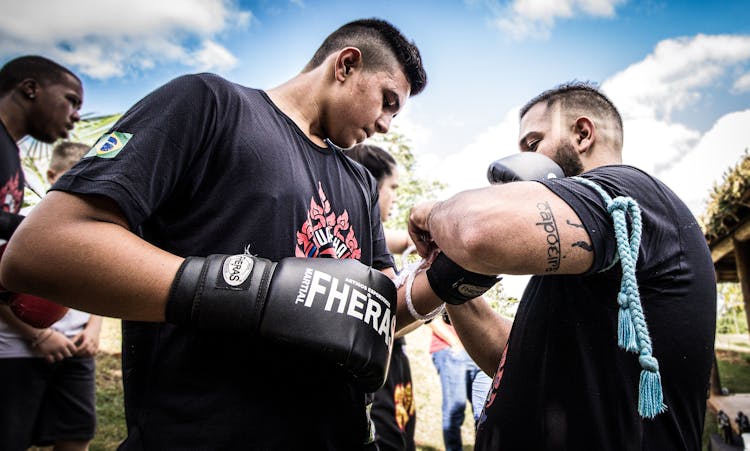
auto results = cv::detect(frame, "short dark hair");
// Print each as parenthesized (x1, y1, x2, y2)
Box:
(520, 81, 623, 147)
(345, 143, 397, 187)
(50, 141, 89, 173)
(304, 18, 427, 96)
(0, 55, 80, 95)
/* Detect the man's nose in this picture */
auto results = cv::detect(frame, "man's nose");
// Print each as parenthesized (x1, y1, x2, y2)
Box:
(376, 115, 392, 134)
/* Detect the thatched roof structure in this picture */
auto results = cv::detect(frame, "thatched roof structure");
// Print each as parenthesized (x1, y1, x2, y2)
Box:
(701, 149, 750, 282)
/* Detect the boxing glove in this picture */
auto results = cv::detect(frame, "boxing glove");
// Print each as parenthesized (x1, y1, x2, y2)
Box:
(166, 254, 397, 392)
(9, 292, 69, 328)
(487, 152, 564, 184)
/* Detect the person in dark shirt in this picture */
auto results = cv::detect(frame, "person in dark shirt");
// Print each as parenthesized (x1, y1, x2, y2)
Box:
(347, 143, 417, 451)
(406, 81, 716, 450)
(1, 20, 427, 450)
(0, 55, 86, 451)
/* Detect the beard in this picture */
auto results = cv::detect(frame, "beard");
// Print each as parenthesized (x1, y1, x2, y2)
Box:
(551, 140, 585, 177)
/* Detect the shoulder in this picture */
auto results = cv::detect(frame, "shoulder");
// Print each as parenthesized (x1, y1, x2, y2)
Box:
(158, 73, 254, 99)
(541, 165, 664, 203)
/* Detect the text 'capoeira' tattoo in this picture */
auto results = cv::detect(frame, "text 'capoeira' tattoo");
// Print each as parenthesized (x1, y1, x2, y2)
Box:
(536, 201, 561, 272)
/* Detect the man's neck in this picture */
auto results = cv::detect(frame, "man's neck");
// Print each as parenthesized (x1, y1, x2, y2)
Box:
(0, 96, 28, 142)
(266, 73, 327, 148)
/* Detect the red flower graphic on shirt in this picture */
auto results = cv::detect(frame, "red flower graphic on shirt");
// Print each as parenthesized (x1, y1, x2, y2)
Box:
(295, 182, 361, 260)
(484, 343, 508, 410)
(1, 170, 22, 214)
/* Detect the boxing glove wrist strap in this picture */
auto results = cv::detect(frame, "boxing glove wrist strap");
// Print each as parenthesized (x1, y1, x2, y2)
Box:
(165, 254, 276, 333)
(425, 252, 499, 305)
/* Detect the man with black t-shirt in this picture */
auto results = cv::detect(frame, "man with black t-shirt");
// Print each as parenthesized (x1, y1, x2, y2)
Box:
(407, 82, 716, 450)
(1, 19, 432, 450)
(0, 55, 86, 451)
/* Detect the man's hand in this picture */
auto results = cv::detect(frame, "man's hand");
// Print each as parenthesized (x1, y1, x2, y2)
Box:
(408, 201, 439, 258)
(73, 328, 100, 357)
(37, 330, 77, 363)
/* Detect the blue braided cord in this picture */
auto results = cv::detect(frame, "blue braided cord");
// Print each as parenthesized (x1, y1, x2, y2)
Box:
(571, 177, 666, 418)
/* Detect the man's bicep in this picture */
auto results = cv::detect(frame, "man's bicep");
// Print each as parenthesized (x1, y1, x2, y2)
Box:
(43, 191, 130, 227)
(527, 186, 594, 274)
(460, 182, 594, 276)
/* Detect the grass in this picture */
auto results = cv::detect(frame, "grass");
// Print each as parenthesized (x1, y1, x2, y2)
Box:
(90, 319, 750, 451)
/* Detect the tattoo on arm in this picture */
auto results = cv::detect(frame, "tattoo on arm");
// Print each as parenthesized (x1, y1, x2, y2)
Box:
(536, 201, 560, 272)
(566, 219, 592, 252)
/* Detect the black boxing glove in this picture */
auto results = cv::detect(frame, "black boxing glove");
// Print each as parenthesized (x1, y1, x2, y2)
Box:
(166, 254, 397, 392)
(426, 252, 500, 305)
(487, 152, 564, 184)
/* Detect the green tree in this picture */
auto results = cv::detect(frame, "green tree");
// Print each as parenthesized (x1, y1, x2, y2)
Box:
(718, 282, 748, 335)
(370, 128, 445, 231)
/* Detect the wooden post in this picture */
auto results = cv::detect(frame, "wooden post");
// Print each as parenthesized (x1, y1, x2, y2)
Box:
(733, 238, 750, 337)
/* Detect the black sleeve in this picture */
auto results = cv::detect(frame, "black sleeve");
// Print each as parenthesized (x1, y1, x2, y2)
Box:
(51, 74, 221, 230)
(0, 211, 23, 241)
(537, 170, 623, 274)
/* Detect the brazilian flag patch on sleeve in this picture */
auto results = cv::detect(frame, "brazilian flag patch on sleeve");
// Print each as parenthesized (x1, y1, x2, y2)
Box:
(86, 131, 133, 159)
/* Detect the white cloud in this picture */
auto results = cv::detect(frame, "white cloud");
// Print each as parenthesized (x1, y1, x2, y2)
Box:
(425, 107, 521, 197)
(659, 110, 750, 215)
(734, 71, 750, 92)
(603, 34, 750, 121)
(491, 0, 625, 40)
(0, 0, 251, 78)
(190, 40, 238, 73)
(600, 34, 750, 214)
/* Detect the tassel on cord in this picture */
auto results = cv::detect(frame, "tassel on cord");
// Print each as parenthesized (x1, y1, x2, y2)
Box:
(617, 294, 638, 352)
(572, 177, 666, 419)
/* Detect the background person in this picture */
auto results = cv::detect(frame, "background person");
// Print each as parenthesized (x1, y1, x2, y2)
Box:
(407, 81, 716, 450)
(347, 142, 416, 451)
(0, 56, 90, 451)
(427, 311, 481, 451)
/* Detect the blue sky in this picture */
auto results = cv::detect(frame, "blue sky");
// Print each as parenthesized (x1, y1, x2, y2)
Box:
(2, 1, 750, 296)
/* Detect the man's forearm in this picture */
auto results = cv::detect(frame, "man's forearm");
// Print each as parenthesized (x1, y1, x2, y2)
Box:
(395, 270, 443, 331)
(446, 298, 510, 376)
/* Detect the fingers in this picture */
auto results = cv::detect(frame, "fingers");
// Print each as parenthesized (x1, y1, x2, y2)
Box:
(40, 330, 77, 362)
(408, 201, 439, 257)
(74, 335, 98, 356)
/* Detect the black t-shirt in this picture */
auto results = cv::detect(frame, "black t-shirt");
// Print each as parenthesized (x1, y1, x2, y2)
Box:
(54, 73, 394, 450)
(0, 120, 24, 240)
(475, 166, 716, 451)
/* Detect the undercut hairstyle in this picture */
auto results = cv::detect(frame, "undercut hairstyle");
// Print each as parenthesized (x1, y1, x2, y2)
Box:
(304, 18, 427, 96)
(345, 143, 397, 188)
(0, 55, 80, 95)
(49, 141, 89, 173)
(520, 81, 624, 149)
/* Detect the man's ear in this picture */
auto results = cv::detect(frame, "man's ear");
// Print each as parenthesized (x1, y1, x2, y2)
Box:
(334, 47, 363, 82)
(46, 169, 58, 185)
(19, 78, 38, 100)
(574, 116, 595, 154)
